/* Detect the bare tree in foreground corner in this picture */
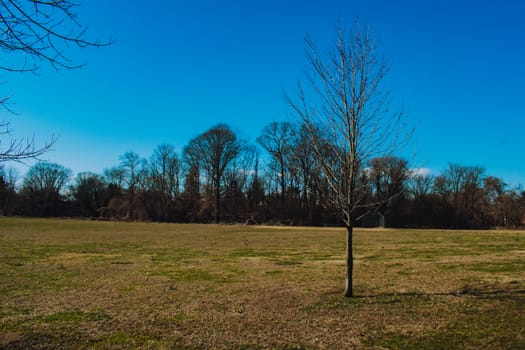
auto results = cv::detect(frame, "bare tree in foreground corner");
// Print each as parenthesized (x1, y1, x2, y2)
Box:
(0, 0, 113, 162)
(287, 23, 412, 297)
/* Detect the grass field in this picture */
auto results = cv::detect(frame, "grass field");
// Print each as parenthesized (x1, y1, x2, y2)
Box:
(0, 217, 524, 349)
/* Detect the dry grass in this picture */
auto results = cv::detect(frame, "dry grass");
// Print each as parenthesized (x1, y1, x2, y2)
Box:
(0, 217, 524, 349)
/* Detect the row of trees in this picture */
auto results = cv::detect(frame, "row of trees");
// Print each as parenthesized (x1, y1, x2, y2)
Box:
(1, 122, 523, 229)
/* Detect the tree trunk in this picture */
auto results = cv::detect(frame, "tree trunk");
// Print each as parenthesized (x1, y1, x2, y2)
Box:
(302, 172, 310, 224)
(344, 225, 354, 297)
(215, 178, 221, 223)
(280, 158, 286, 219)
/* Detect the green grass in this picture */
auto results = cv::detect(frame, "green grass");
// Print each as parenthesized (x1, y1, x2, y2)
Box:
(370, 296, 525, 350)
(0, 217, 524, 349)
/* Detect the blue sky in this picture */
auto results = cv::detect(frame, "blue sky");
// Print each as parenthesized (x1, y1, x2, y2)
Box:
(3, 0, 525, 186)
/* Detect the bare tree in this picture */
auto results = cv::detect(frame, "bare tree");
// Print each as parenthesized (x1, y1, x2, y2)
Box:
(149, 144, 181, 219)
(103, 166, 126, 196)
(20, 161, 71, 216)
(119, 151, 146, 219)
(368, 156, 409, 226)
(150, 144, 181, 198)
(70, 172, 105, 217)
(22, 161, 71, 193)
(287, 23, 412, 297)
(483, 176, 506, 226)
(184, 124, 247, 223)
(257, 121, 294, 216)
(223, 144, 256, 221)
(289, 122, 318, 223)
(369, 157, 409, 202)
(409, 172, 433, 202)
(438, 163, 486, 227)
(247, 152, 265, 217)
(0, 0, 112, 162)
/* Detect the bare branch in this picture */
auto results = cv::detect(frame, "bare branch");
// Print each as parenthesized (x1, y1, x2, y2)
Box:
(0, 0, 112, 162)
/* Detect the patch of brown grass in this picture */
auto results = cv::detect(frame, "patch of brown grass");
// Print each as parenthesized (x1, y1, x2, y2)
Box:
(0, 217, 524, 349)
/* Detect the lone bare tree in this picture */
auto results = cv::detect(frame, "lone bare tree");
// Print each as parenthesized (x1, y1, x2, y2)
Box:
(288, 23, 412, 297)
(0, 0, 112, 162)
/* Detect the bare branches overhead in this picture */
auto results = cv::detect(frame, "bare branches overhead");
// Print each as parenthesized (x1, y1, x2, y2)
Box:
(0, 0, 112, 162)
(0, 0, 113, 72)
(0, 120, 56, 162)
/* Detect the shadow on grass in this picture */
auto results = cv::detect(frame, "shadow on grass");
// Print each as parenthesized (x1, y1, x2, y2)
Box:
(0, 332, 191, 350)
(309, 284, 525, 310)
(310, 285, 525, 349)
(1, 332, 62, 350)
(354, 286, 525, 300)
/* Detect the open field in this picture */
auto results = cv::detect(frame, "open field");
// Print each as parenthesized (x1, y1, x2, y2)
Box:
(0, 218, 524, 349)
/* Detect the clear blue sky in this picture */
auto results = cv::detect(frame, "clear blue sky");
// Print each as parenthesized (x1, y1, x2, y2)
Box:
(4, 0, 525, 186)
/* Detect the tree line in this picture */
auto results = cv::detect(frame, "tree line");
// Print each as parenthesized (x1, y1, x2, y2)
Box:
(0, 122, 523, 229)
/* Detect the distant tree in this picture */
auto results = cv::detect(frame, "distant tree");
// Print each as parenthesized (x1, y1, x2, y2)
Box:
(483, 176, 504, 226)
(149, 144, 181, 220)
(0, 166, 17, 215)
(20, 162, 71, 216)
(70, 172, 106, 217)
(223, 145, 256, 221)
(246, 154, 266, 219)
(462, 166, 485, 218)
(438, 164, 486, 227)
(0, 0, 112, 162)
(182, 136, 204, 221)
(181, 163, 201, 221)
(184, 124, 247, 223)
(150, 144, 181, 198)
(119, 151, 147, 219)
(482, 177, 525, 227)
(104, 166, 126, 196)
(407, 172, 434, 227)
(368, 156, 409, 226)
(369, 157, 409, 201)
(409, 172, 433, 202)
(257, 122, 294, 217)
(483, 176, 505, 204)
(499, 190, 525, 228)
(287, 23, 412, 297)
(289, 123, 318, 224)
